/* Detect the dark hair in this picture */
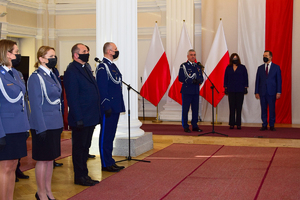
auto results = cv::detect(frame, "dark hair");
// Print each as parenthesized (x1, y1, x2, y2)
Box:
(264, 50, 273, 57)
(0, 39, 17, 66)
(229, 53, 241, 65)
(71, 43, 85, 59)
(103, 42, 112, 54)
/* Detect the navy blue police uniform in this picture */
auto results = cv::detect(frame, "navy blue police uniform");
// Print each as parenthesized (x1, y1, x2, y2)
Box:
(64, 60, 101, 180)
(0, 66, 30, 160)
(96, 57, 125, 168)
(178, 61, 203, 130)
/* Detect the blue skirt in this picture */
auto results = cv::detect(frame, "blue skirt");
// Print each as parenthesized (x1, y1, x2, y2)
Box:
(0, 132, 27, 160)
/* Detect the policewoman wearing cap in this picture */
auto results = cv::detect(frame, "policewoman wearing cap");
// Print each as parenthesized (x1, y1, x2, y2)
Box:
(27, 46, 63, 200)
(0, 39, 30, 200)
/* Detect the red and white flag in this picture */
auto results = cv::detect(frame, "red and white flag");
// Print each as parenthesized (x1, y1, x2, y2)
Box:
(238, 0, 292, 124)
(168, 22, 193, 105)
(140, 23, 170, 107)
(200, 21, 229, 107)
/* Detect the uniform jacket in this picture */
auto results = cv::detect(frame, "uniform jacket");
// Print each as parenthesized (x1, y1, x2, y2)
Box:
(27, 67, 63, 134)
(0, 66, 30, 138)
(178, 61, 203, 95)
(96, 58, 125, 114)
(64, 60, 101, 127)
(255, 62, 282, 96)
(224, 64, 249, 93)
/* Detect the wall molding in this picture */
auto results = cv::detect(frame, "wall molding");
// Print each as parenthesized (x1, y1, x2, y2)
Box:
(6, 23, 37, 37)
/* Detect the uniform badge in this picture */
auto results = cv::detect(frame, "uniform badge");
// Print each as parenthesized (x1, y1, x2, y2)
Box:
(1, 70, 5, 74)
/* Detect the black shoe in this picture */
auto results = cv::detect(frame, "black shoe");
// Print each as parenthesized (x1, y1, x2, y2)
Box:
(260, 126, 268, 131)
(16, 169, 29, 179)
(270, 126, 276, 131)
(84, 176, 100, 184)
(237, 126, 241, 129)
(192, 127, 203, 132)
(35, 192, 40, 200)
(184, 128, 191, 133)
(53, 161, 63, 167)
(88, 154, 96, 158)
(113, 163, 125, 169)
(229, 125, 234, 129)
(74, 176, 96, 186)
(15, 177, 19, 182)
(102, 165, 121, 172)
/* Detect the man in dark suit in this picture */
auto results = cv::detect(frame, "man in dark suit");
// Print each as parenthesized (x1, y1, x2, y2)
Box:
(178, 49, 203, 133)
(64, 43, 101, 186)
(255, 50, 282, 131)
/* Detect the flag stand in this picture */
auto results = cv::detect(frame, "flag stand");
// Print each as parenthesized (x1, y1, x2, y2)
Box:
(152, 106, 162, 123)
(211, 106, 222, 124)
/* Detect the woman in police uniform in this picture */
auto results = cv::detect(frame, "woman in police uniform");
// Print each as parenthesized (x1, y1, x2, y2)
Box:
(27, 46, 63, 200)
(0, 39, 30, 200)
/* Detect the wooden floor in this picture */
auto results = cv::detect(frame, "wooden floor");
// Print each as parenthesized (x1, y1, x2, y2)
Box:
(14, 121, 300, 200)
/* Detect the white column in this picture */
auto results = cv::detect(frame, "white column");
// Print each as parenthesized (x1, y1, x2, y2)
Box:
(160, 0, 195, 121)
(93, 0, 143, 144)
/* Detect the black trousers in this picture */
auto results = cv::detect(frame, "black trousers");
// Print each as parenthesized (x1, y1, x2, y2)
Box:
(71, 125, 95, 180)
(228, 92, 244, 126)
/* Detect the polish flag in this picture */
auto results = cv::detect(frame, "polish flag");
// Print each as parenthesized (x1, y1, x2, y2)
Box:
(168, 22, 193, 105)
(200, 21, 229, 107)
(238, 0, 292, 124)
(140, 23, 170, 107)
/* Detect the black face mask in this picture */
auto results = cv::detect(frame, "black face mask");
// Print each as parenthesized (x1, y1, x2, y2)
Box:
(12, 54, 22, 68)
(78, 53, 90, 63)
(263, 57, 269, 63)
(232, 59, 238, 65)
(46, 56, 57, 69)
(113, 51, 119, 59)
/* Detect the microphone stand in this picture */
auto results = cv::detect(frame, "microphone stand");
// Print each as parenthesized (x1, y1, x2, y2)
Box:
(116, 80, 150, 163)
(141, 77, 145, 121)
(198, 66, 228, 137)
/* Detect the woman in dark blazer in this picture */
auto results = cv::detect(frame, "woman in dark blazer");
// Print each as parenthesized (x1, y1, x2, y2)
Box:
(224, 53, 248, 129)
(28, 46, 63, 200)
(0, 39, 30, 200)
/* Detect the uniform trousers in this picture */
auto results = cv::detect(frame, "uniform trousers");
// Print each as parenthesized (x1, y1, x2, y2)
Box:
(71, 125, 95, 180)
(228, 92, 244, 126)
(260, 94, 276, 127)
(99, 113, 120, 167)
(182, 94, 199, 129)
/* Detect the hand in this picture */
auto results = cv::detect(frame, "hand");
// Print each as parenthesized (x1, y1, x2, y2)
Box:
(25, 131, 29, 139)
(0, 137, 6, 151)
(38, 131, 47, 141)
(192, 79, 198, 84)
(105, 108, 112, 118)
(196, 79, 202, 85)
(244, 88, 248, 94)
(255, 94, 260, 99)
(76, 120, 84, 128)
(276, 93, 281, 99)
(224, 88, 228, 95)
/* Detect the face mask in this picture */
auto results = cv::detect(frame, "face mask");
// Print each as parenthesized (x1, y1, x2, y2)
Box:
(232, 59, 238, 65)
(263, 57, 269, 63)
(12, 54, 22, 68)
(113, 51, 119, 59)
(46, 57, 57, 69)
(78, 53, 90, 63)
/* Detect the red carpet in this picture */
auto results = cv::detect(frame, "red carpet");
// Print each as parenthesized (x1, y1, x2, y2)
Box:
(20, 138, 72, 172)
(141, 124, 300, 139)
(69, 144, 300, 200)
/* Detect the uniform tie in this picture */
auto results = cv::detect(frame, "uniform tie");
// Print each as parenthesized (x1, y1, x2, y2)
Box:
(8, 70, 15, 79)
(266, 64, 269, 76)
(50, 72, 57, 83)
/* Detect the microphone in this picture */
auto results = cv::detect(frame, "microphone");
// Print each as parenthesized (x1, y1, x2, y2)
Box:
(94, 57, 102, 63)
(197, 62, 205, 69)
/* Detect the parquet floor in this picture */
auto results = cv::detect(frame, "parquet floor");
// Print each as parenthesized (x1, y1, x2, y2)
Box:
(13, 121, 300, 200)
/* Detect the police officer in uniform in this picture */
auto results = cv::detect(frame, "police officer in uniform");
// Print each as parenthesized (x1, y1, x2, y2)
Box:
(96, 42, 125, 172)
(178, 49, 203, 133)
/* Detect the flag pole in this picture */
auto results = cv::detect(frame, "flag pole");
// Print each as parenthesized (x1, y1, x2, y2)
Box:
(152, 105, 162, 123)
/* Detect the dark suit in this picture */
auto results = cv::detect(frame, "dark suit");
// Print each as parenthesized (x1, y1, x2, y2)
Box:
(178, 61, 203, 129)
(255, 62, 282, 127)
(96, 57, 125, 168)
(64, 61, 101, 180)
(224, 64, 248, 126)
